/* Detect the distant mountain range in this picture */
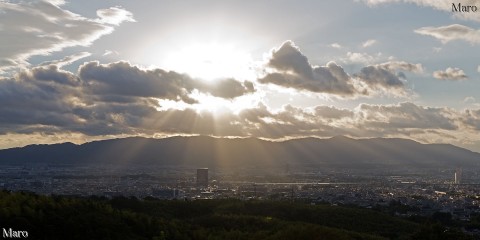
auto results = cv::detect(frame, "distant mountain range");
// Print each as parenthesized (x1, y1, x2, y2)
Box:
(0, 136, 479, 169)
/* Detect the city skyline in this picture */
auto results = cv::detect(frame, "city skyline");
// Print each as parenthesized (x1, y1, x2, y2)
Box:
(1, 0, 480, 152)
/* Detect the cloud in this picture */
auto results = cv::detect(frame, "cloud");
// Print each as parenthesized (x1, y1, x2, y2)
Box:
(96, 7, 135, 25)
(79, 61, 254, 103)
(197, 79, 255, 99)
(0, 1, 133, 73)
(266, 41, 314, 78)
(351, 61, 423, 96)
(362, 1, 480, 44)
(119, 100, 465, 142)
(357, 102, 458, 131)
(0, 67, 478, 149)
(362, 39, 377, 48)
(314, 106, 354, 120)
(19, 65, 80, 86)
(0, 67, 85, 135)
(355, 65, 405, 88)
(0, 38, 478, 149)
(433, 67, 468, 80)
(415, 24, 480, 44)
(144, 101, 466, 142)
(259, 41, 421, 98)
(0, 62, 255, 136)
(362, 0, 450, 9)
(79, 61, 198, 103)
(0, 60, 256, 135)
(39, 52, 91, 68)
(259, 63, 357, 96)
(344, 52, 378, 65)
(330, 43, 342, 49)
(361, 0, 480, 22)
(464, 96, 475, 103)
(45, 0, 66, 5)
(377, 61, 424, 74)
(103, 50, 119, 56)
(259, 41, 357, 96)
(462, 109, 480, 130)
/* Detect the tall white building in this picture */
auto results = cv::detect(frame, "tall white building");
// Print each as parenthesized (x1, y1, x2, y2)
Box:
(455, 168, 462, 184)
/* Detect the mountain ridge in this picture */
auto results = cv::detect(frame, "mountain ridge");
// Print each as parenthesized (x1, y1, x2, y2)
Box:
(0, 136, 479, 169)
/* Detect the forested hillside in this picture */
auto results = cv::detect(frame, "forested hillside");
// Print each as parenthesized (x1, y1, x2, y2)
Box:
(0, 191, 475, 239)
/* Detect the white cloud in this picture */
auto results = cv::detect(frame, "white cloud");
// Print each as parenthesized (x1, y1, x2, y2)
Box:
(103, 50, 119, 56)
(46, 0, 66, 5)
(0, 1, 134, 73)
(362, 39, 377, 48)
(344, 52, 379, 65)
(330, 43, 342, 49)
(433, 67, 468, 80)
(415, 24, 480, 44)
(96, 7, 135, 25)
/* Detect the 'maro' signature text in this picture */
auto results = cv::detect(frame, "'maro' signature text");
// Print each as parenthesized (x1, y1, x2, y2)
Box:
(2, 228, 28, 238)
(452, 2, 478, 12)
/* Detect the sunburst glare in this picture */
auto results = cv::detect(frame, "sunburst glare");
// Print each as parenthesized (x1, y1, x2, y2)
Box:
(162, 42, 256, 81)
(156, 90, 261, 114)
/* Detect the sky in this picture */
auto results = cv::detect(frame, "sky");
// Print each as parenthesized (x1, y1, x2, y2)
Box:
(1, 0, 480, 152)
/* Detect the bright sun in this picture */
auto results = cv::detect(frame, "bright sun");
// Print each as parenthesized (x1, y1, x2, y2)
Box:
(157, 90, 261, 115)
(156, 42, 260, 114)
(162, 42, 255, 81)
